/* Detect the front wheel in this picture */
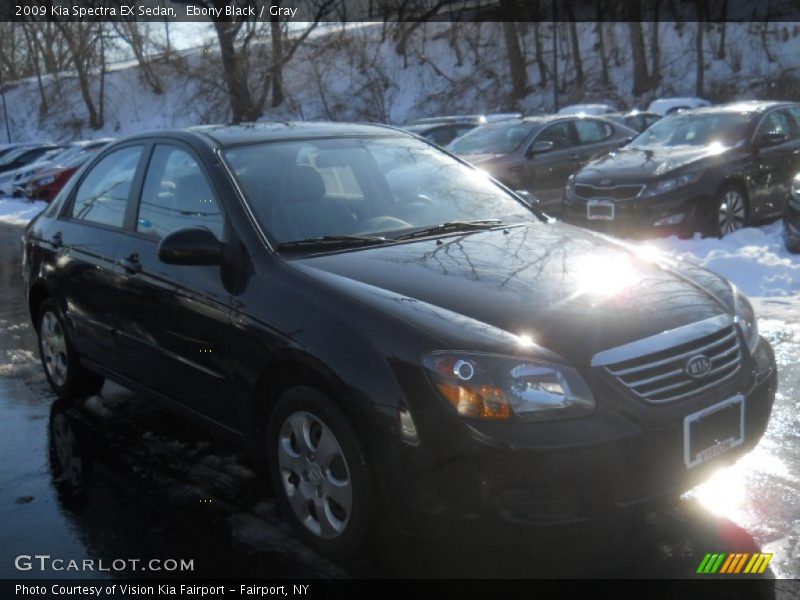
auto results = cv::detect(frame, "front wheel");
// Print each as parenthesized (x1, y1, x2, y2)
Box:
(267, 387, 373, 558)
(37, 298, 104, 402)
(713, 186, 748, 237)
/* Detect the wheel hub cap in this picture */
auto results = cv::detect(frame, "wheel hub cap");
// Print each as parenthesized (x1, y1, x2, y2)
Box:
(719, 191, 745, 235)
(277, 411, 352, 539)
(40, 311, 68, 387)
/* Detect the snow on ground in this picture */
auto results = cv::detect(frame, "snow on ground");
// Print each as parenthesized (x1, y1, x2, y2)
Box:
(0, 197, 47, 226)
(649, 222, 800, 298)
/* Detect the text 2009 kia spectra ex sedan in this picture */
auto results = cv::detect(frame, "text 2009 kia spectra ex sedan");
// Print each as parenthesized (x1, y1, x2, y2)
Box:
(21, 123, 777, 557)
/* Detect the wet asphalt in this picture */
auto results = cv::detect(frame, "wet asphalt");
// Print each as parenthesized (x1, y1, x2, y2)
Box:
(0, 221, 798, 585)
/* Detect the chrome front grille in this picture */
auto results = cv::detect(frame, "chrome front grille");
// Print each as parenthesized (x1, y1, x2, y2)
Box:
(574, 183, 645, 201)
(600, 323, 742, 404)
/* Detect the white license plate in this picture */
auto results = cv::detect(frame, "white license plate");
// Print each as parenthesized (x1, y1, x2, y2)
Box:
(587, 199, 615, 220)
(683, 395, 745, 469)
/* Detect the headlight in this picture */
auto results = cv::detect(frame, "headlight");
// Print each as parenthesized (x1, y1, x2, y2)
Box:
(422, 352, 595, 422)
(642, 172, 702, 197)
(36, 176, 56, 186)
(733, 287, 759, 353)
(790, 174, 800, 210)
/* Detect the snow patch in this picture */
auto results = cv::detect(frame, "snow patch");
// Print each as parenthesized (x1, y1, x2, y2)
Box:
(647, 222, 800, 298)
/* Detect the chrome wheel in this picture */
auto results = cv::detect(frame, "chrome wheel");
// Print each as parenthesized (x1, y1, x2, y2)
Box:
(277, 411, 352, 539)
(40, 311, 68, 387)
(718, 190, 746, 235)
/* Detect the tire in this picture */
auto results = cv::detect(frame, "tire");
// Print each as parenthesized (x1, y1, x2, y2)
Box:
(712, 184, 749, 237)
(266, 386, 372, 558)
(37, 298, 104, 403)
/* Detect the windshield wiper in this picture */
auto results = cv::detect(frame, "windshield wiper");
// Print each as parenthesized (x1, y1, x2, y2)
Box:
(277, 234, 388, 251)
(392, 219, 503, 241)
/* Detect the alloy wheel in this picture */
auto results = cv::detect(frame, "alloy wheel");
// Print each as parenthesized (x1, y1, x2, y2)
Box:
(718, 190, 746, 235)
(40, 311, 69, 387)
(277, 411, 353, 539)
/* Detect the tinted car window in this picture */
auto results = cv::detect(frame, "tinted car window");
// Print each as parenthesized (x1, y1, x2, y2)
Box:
(757, 110, 795, 140)
(136, 145, 224, 240)
(632, 113, 750, 148)
(786, 107, 800, 132)
(426, 126, 455, 146)
(70, 146, 143, 228)
(536, 122, 578, 149)
(575, 119, 614, 144)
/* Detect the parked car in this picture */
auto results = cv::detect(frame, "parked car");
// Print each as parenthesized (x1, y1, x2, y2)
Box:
(0, 143, 61, 176)
(564, 101, 800, 237)
(26, 144, 110, 203)
(557, 103, 616, 116)
(604, 110, 662, 133)
(449, 115, 636, 212)
(648, 97, 711, 116)
(14, 139, 111, 198)
(0, 143, 36, 161)
(404, 114, 521, 147)
(0, 146, 76, 196)
(784, 172, 800, 252)
(22, 123, 776, 557)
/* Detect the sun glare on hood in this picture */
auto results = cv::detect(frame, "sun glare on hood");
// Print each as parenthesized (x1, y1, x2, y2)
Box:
(572, 253, 643, 298)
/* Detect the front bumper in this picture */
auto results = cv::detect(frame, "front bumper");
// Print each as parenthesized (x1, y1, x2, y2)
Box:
(382, 338, 777, 542)
(562, 186, 713, 237)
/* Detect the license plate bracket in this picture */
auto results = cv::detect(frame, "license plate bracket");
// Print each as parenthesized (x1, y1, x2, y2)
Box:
(587, 198, 615, 221)
(683, 395, 745, 469)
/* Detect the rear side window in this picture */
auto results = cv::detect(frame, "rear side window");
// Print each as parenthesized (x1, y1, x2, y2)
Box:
(136, 145, 224, 240)
(425, 126, 454, 146)
(758, 110, 794, 139)
(575, 119, 614, 144)
(70, 146, 144, 228)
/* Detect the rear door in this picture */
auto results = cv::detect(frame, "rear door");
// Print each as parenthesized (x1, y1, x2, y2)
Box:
(521, 120, 580, 211)
(574, 118, 624, 165)
(111, 143, 234, 426)
(51, 144, 147, 369)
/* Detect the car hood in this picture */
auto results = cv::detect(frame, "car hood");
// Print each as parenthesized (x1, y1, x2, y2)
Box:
(576, 145, 734, 184)
(291, 223, 734, 366)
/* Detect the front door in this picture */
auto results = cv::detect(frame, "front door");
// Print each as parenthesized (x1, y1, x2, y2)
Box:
(112, 143, 235, 428)
(521, 121, 580, 212)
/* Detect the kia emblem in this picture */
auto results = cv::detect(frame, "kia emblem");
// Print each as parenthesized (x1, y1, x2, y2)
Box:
(685, 355, 712, 379)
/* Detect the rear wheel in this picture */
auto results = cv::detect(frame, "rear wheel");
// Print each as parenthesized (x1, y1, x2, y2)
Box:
(713, 185, 748, 237)
(267, 387, 372, 558)
(37, 298, 104, 402)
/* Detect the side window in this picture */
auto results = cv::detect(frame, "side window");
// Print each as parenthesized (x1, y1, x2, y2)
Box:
(536, 122, 578, 150)
(783, 107, 800, 137)
(575, 119, 614, 144)
(426, 126, 454, 146)
(137, 145, 224, 240)
(453, 125, 475, 139)
(758, 110, 793, 140)
(70, 146, 144, 228)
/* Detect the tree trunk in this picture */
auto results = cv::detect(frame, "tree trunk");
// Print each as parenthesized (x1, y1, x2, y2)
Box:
(270, 16, 284, 108)
(650, 0, 661, 88)
(695, 2, 705, 96)
(565, 3, 583, 88)
(595, 1, 609, 86)
(533, 21, 548, 88)
(627, 20, 651, 96)
(213, 20, 256, 123)
(502, 20, 528, 103)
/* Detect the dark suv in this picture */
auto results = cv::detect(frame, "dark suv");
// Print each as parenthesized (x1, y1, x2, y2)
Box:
(22, 123, 776, 557)
(564, 101, 800, 237)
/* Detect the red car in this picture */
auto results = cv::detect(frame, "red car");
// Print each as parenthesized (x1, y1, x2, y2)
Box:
(26, 143, 108, 202)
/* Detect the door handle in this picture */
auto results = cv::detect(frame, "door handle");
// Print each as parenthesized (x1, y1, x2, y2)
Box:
(50, 232, 62, 248)
(119, 253, 142, 274)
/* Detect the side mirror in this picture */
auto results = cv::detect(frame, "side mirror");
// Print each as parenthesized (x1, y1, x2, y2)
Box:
(158, 227, 223, 266)
(515, 190, 540, 205)
(526, 140, 555, 158)
(757, 131, 788, 148)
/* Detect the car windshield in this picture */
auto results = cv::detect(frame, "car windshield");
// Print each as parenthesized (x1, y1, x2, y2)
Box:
(224, 136, 537, 245)
(449, 121, 537, 155)
(63, 148, 101, 169)
(0, 147, 39, 166)
(631, 113, 751, 148)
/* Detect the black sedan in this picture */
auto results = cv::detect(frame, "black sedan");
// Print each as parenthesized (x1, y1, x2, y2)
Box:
(785, 172, 800, 252)
(564, 101, 800, 237)
(22, 124, 776, 557)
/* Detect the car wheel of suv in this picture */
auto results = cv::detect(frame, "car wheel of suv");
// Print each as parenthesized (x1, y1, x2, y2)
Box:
(37, 299, 104, 402)
(267, 386, 372, 559)
(714, 186, 748, 237)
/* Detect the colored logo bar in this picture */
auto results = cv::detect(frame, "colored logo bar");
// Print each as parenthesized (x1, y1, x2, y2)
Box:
(696, 553, 773, 574)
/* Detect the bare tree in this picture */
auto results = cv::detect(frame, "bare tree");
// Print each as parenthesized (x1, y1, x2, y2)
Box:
(113, 22, 164, 95)
(564, 3, 584, 89)
(54, 22, 108, 130)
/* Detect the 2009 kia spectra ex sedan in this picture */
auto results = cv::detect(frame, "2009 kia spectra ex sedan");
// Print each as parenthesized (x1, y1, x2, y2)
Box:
(21, 123, 777, 557)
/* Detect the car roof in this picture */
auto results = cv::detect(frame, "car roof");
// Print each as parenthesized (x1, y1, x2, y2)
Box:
(679, 100, 797, 115)
(184, 122, 410, 147)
